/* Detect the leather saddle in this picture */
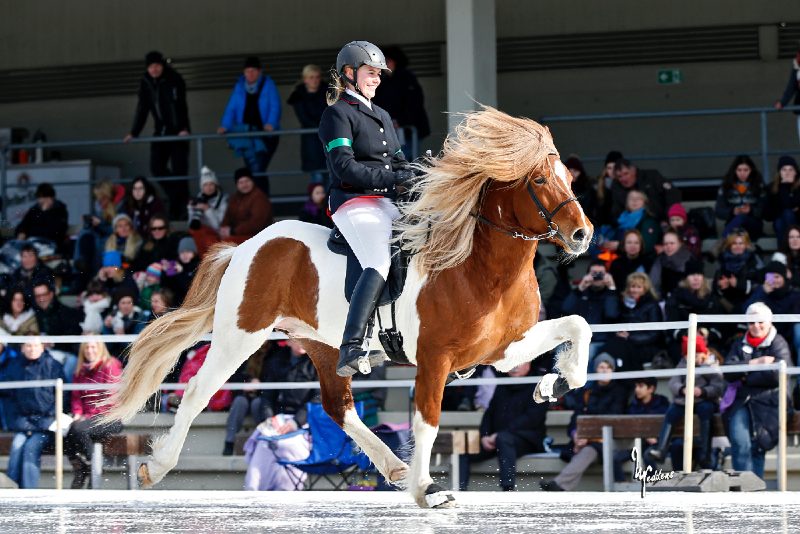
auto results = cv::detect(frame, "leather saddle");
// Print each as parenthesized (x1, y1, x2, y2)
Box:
(327, 226, 410, 307)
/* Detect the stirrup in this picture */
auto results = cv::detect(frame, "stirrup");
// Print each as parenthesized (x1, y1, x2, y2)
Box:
(337, 348, 388, 377)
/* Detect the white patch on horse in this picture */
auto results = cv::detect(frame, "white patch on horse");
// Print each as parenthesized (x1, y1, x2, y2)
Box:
(409, 411, 440, 505)
(553, 159, 569, 188)
(342, 408, 408, 483)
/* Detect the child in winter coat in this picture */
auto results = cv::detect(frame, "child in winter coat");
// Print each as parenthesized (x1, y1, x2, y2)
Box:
(162, 237, 199, 305)
(134, 262, 162, 312)
(78, 281, 111, 334)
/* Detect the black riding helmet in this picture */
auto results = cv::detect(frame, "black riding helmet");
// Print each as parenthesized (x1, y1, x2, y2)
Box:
(336, 41, 391, 97)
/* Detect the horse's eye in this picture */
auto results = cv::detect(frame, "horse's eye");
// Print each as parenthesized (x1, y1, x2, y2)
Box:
(533, 177, 547, 185)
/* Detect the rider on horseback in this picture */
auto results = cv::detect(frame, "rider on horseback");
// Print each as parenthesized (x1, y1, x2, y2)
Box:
(319, 41, 416, 377)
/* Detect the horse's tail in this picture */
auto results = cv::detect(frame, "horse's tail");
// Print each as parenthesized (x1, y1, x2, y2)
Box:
(102, 243, 237, 423)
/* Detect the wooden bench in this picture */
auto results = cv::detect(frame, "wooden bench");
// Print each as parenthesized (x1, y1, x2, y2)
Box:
(431, 429, 480, 491)
(576, 413, 800, 491)
(0, 432, 150, 490)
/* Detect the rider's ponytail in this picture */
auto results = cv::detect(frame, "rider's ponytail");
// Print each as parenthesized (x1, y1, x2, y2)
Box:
(327, 68, 345, 106)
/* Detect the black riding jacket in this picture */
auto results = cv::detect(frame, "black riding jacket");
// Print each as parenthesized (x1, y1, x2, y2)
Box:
(318, 94, 408, 212)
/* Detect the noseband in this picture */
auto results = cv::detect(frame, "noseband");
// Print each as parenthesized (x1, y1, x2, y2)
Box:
(472, 180, 579, 242)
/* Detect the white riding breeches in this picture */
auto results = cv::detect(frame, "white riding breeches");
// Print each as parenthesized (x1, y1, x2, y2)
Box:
(332, 197, 400, 281)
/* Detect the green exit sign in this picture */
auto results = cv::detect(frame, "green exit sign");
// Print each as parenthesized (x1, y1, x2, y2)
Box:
(658, 69, 682, 84)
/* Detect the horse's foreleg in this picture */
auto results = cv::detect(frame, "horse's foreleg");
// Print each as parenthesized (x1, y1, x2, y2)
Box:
(303, 340, 409, 485)
(141, 330, 269, 487)
(409, 363, 455, 508)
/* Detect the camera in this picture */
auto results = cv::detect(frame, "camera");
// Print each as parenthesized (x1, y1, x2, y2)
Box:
(592, 272, 604, 281)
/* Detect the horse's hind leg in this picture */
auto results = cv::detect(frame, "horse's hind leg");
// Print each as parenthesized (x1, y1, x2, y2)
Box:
(302, 340, 409, 484)
(140, 329, 269, 487)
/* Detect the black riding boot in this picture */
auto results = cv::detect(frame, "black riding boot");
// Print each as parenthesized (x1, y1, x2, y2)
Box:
(338, 268, 386, 377)
(695, 418, 713, 469)
(646, 422, 672, 463)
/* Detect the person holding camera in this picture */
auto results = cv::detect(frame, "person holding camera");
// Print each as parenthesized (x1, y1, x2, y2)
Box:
(561, 260, 620, 364)
(187, 166, 229, 258)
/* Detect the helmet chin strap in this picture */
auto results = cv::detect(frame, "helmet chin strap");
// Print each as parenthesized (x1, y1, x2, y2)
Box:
(343, 67, 367, 98)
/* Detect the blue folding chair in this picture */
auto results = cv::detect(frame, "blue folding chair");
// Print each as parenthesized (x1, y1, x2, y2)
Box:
(279, 401, 372, 490)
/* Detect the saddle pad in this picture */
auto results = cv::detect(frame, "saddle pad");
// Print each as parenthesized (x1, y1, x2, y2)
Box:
(327, 227, 409, 306)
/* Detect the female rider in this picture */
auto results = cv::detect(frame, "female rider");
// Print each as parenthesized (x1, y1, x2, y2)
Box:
(318, 41, 415, 377)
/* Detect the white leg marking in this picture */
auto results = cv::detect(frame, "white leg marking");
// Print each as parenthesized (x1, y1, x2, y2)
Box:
(342, 409, 408, 485)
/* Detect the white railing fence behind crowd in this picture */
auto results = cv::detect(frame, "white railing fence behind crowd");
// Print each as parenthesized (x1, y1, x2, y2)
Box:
(0, 313, 798, 490)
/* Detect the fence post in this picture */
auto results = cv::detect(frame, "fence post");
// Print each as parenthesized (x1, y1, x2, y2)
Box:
(682, 313, 698, 472)
(196, 137, 204, 175)
(778, 360, 787, 491)
(55, 378, 64, 490)
(602, 425, 614, 492)
(759, 111, 769, 178)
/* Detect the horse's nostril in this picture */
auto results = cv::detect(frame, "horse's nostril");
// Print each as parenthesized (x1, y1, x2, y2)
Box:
(572, 229, 585, 242)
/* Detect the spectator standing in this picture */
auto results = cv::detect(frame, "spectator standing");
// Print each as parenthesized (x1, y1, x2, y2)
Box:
(649, 230, 693, 299)
(14, 183, 69, 252)
(220, 168, 273, 244)
(715, 155, 766, 239)
(608, 229, 653, 290)
(2, 289, 39, 336)
(120, 177, 166, 236)
(9, 243, 54, 302)
(124, 51, 191, 220)
(218, 57, 282, 196)
(611, 158, 678, 221)
(773, 42, 800, 143)
(372, 45, 431, 157)
(3, 339, 65, 488)
(764, 155, 800, 242)
(666, 203, 702, 259)
(66, 340, 123, 489)
(188, 166, 229, 256)
(287, 65, 328, 185)
(458, 362, 548, 491)
(724, 302, 793, 479)
(298, 183, 333, 228)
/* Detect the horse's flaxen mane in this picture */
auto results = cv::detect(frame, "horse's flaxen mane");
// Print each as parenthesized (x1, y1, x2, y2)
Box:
(397, 105, 557, 277)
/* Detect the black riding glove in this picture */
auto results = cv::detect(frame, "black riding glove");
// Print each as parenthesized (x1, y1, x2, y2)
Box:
(393, 169, 417, 187)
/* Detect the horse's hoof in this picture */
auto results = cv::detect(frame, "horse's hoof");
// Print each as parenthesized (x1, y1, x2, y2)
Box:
(388, 465, 409, 482)
(137, 463, 153, 488)
(424, 483, 457, 508)
(534, 374, 571, 404)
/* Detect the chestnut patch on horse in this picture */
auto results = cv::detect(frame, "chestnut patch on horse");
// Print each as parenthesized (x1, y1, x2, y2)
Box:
(237, 238, 320, 333)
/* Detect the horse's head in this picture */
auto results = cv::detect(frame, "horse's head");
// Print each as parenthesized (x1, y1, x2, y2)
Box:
(511, 153, 593, 256)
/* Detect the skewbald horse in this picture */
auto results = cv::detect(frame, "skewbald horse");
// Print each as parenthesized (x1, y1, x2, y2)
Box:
(103, 106, 593, 508)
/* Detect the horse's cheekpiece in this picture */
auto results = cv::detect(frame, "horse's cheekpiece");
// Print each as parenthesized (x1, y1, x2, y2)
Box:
(424, 483, 457, 508)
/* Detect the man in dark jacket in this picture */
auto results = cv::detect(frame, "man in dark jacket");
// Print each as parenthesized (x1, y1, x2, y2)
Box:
(561, 260, 619, 357)
(15, 183, 70, 252)
(611, 159, 679, 221)
(774, 43, 800, 143)
(9, 243, 54, 302)
(124, 51, 191, 219)
(32, 278, 84, 373)
(459, 361, 548, 491)
(2, 339, 65, 488)
(724, 302, 793, 479)
(287, 65, 328, 185)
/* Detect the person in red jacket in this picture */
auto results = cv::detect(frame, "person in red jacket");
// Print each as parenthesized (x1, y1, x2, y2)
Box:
(65, 340, 123, 489)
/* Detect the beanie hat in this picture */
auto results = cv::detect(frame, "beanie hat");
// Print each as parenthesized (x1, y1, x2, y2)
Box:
(746, 301, 773, 323)
(145, 51, 165, 67)
(234, 167, 253, 182)
(684, 259, 704, 277)
(604, 151, 623, 165)
(594, 352, 616, 372)
(243, 56, 261, 70)
(146, 262, 163, 279)
(102, 250, 123, 268)
(113, 286, 138, 306)
(200, 166, 218, 186)
(178, 236, 197, 254)
(777, 155, 799, 173)
(764, 260, 787, 277)
(681, 334, 708, 357)
(112, 213, 133, 229)
(667, 203, 688, 223)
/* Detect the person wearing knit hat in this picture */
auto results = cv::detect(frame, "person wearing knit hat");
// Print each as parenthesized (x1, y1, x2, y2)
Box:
(200, 166, 218, 186)
(765, 154, 800, 242)
(178, 236, 197, 255)
(102, 250, 123, 268)
(667, 202, 702, 259)
(146, 262, 163, 280)
(145, 51, 165, 67)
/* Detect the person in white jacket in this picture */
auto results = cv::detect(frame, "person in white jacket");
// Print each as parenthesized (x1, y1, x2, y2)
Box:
(188, 166, 229, 257)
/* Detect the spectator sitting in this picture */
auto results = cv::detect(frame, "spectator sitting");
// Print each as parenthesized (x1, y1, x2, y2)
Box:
(218, 56, 282, 195)
(561, 260, 619, 363)
(298, 183, 333, 228)
(605, 190, 662, 257)
(146, 287, 173, 321)
(102, 287, 146, 337)
(0, 333, 21, 430)
(713, 229, 763, 314)
(611, 158, 678, 221)
(31, 278, 82, 379)
(649, 230, 693, 300)
(723, 302, 793, 479)
(104, 213, 143, 270)
(120, 177, 166, 236)
(220, 168, 273, 244)
(533, 253, 571, 318)
(162, 237, 199, 306)
(188, 166, 229, 257)
(565, 156, 596, 221)
(779, 224, 800, 289)
(78, 280, 111, 334)
(3, 289, 40, 336)
(14, 183, 69, 253)
(72, 180, 123, 288)
(2, 339, 65, 488)
(601, 272, 663, 371)
(287, 65, 328, 185)
(609, 229, 653, 290)
(745, 261, 800, 351)
(773, 42, 800, 143)
(764, 156, 800, 242)
(458, 361, 548, 491)
(9, 243, 54, 302)
(715, 155, 766, 239)
(66, 340, 123, 489)
(223, 343, 271, 456)
(132, 214, 177, 271)
(593, 150, 623, 226)
(163, 343, 233, 415)
(134, 263, 163, 312)
(613, 377, 669, 483)
(647, 335, 724, 470)
(93, 250, 139, 299)
(540, 355, 627, 491)
(666, 203, 702, 259)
